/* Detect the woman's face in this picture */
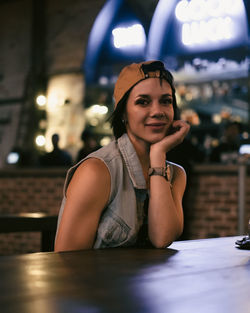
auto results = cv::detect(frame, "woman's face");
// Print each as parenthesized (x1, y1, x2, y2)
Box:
(125, 78, 174, 146)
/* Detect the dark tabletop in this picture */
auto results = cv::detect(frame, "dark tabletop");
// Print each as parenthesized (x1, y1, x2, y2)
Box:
(0, 236, 249, 313)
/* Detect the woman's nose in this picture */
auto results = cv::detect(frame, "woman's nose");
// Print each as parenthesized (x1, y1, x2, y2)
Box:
(150, 102, 165, 118)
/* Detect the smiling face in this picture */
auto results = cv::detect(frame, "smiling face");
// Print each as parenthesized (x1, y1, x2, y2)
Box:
(125, 78, 174, 148)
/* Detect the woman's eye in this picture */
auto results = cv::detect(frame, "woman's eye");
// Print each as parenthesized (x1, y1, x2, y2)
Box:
(161, 98, 173, 105)
(135, 99, 149, 106)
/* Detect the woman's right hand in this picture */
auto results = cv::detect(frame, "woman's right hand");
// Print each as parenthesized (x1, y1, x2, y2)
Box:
(150, 120, 190, 166)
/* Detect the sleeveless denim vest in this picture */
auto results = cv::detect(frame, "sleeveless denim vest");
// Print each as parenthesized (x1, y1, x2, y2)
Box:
(56, 133, 174, 249)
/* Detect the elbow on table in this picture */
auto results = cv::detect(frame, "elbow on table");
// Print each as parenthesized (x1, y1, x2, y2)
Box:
(151, 228, 183, 249)
(154, 241, 173, 249)
(150, 236, 174, 249)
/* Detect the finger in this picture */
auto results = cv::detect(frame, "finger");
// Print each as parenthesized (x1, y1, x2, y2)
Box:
(172, 120, 187, 128)
(171, 121, 190, 134)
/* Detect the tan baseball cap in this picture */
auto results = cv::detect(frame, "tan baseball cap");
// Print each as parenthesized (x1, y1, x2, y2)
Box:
(113, 60, 174, 108)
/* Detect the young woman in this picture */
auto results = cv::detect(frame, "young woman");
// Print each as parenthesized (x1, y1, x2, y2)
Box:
(54, 60, 190, 251)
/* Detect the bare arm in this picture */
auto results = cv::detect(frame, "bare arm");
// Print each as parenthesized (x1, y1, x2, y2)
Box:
(54, 158, 111, 251)
(148, 120, 190, 248)
(148, 165, 186, 248)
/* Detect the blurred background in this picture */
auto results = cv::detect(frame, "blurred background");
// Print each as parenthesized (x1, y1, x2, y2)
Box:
(0, 0, 249, 166)
(0, 0, 249, 254)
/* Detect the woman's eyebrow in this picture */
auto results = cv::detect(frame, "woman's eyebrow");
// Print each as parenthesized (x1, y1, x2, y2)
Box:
(135, 93, 172, 98)
(161, 93, 173, 97)
(136, 94, 150, 98)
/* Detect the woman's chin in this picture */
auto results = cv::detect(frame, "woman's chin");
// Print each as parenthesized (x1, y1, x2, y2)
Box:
(147, 133, 166, 144)
(127, 130, 167, 146)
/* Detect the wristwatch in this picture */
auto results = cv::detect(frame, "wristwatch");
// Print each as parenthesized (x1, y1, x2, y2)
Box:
(148, 165, 169, 181)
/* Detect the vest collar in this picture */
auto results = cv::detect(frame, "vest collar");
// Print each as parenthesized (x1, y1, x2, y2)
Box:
(118, 134, 147, 190)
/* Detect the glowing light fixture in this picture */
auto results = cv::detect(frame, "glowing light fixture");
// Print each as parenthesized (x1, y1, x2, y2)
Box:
(212, 114, 222, 124)
(99, 76, 109, 85)
(35, 135, 46, 147)
(7, 152, 19, 164)
(242, 132, 249, 140)
(175, 0, 245, 46)
(86, 105, 109, 127)
(100, 136, 111, 146)
(112, 24, 146, 49)
(239, 144, 250, 155)
(90, 105, 108, 115)
(36, 95, 47, 107)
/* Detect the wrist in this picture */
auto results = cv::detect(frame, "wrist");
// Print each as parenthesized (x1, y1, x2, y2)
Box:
(149, 166, 168, 180)
(149, 151, 166, 167)
(148, 165, 172, 186)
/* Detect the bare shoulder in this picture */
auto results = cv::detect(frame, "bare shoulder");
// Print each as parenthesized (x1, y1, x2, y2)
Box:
(76, 157, 110, 179)
(66, 157, 111, 201)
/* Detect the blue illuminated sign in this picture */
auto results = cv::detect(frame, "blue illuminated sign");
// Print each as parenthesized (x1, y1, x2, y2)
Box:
(147, 0, 249, 59)
(175, 0, 247, 49)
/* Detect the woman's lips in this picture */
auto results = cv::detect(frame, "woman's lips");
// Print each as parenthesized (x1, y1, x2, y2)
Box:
(146, 122, 166, 126)
(145, 122, 167, 130)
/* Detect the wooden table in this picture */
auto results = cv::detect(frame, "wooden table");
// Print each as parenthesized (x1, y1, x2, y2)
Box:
(0, 236, 249, 313)
(0, 213, 58, 252)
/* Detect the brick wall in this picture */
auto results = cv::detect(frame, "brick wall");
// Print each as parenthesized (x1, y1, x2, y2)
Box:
(0, 169, 66, 214)
(184, 164, 250, 239)
(0, 164, 250, 255)
(0, 168, 66, 255)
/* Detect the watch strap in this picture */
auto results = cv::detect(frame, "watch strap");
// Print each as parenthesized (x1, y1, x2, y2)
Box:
(148, 165, 169, 181)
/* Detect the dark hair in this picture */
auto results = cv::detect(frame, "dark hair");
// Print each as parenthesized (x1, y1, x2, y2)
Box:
(110, 90, 130, 139)
(110, 61, 179, 139)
